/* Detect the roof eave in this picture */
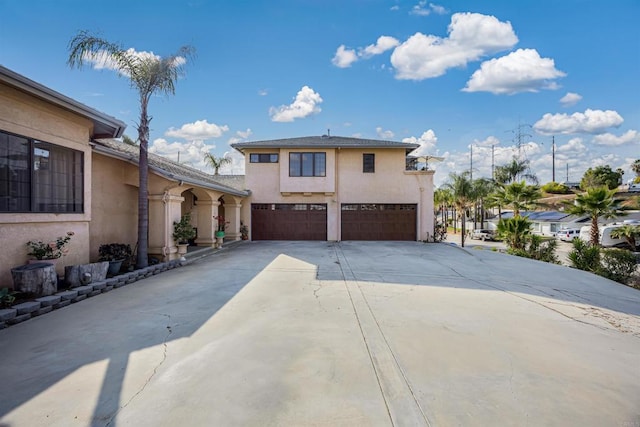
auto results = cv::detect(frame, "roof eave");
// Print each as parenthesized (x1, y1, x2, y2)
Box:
(0, 65, 126, 138)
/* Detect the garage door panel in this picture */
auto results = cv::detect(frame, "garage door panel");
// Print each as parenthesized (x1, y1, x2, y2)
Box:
(341, 203, 416, 241)
(252, 204, 327, 240)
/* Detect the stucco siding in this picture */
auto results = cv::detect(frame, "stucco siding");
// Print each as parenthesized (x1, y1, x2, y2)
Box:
(0, 82, 94, 287)
(90, 154, 138, 261)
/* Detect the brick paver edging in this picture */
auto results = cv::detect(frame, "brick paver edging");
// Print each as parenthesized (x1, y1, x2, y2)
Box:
(0, 259, 185, 329)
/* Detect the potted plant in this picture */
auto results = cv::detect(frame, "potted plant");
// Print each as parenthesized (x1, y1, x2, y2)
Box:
(98, 243, 132, 276)
(173, 213, 196, 255)
(240, 222, 249, 240)
(26, 232, 75, 264)
(214, 215, 229, 238)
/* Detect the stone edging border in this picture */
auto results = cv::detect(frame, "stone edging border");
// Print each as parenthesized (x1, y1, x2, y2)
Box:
(0, 259, 184, 329)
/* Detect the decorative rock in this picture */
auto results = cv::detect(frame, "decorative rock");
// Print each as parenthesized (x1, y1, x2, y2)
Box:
(12, 301, 41, 315)
(114, 281, 127, 288)
(11, 263, 57, 296)
(8, 313, 31, 325)
(102, 285, 114, 293)
(74, 285, 93, 296)
(53, 300, 71, 310)
(0, 308, 17, 321)
(35, 295, 61, 307)
(56, 290, 78, 301)
(65, 262, 108, 288)
(34, 306, 53, 316)
(88, 290, 101, 297)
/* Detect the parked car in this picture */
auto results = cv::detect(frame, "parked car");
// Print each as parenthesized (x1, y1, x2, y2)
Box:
(556, 228, 581, 242)
(471, 229, 495, 241)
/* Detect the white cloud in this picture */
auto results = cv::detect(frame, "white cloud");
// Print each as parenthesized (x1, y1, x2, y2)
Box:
(220, 149, 245, 175)
(402, 129, 438, 156)
(463, 49, 565, 94)
(592, 130, 640, 146)
(410, 1, 448, 16)
(560, 92, 582, 107)
(473, 135, 501, 147)
(236, 128, 252, 139)
(376, 127, 395, 139)
(149, 138, 215, 169)
(165, 119, 229, 140)
(390, 5, 400, 11)
(533, 109, 624, 135)
(361, 36, 400, 58)
(332, 45, 358, 68)
(391, 13, 518, 80)
(269, 86, 323, 122)
(258, 89, 268, 96)
(557, 137, 586, 153)
(83, 48, 187, 77)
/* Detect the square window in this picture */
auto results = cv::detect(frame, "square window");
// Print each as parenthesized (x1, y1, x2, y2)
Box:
(363, 153, 375, 173)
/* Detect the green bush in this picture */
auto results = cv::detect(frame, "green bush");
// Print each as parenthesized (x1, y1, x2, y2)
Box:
(508, 234, 559, 264)
(568, 239, 601, 272)
(541, 181, 571, 194)
(599, 248, 638, 284)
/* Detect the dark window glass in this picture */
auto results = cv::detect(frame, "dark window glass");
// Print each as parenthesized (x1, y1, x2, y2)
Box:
(289, 152, 326, 177)
(363, 153, 375, 173)
(0, 130, 83, 213)
(250, 153, 278, 163)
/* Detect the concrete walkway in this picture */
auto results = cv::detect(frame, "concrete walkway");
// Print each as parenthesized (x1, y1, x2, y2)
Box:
(0, 241, 639, 426)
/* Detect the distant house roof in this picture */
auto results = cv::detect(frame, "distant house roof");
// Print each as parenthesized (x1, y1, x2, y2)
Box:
(231, 135, 419, 152)
(0, 65, 126, 139)
(93, 139, 249, 197)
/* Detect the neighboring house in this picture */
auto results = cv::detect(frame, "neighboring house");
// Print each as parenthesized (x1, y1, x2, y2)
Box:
(0, 66, 247, 288)
(231, 136, 434, 241)
(493, 210, 640, 236)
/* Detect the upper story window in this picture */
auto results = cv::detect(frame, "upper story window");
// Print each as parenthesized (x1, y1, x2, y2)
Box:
(250, 153, 279, 163)
(363, 153, 375, 173)
(289, 152, 326, 177)
(0, 129, 84, 213)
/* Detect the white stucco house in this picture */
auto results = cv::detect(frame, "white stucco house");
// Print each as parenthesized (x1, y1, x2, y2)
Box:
(231, 135, 435, 241)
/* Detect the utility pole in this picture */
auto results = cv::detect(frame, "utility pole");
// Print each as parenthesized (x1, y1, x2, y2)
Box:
(552, 136, 555, 182)
(508, 122, 533, 159)
(566, 163, 569, 183)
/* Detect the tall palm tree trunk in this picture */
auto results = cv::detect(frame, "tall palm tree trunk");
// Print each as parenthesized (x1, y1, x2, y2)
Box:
(590, 216, 599, 246)
(137, 100, 150, 268)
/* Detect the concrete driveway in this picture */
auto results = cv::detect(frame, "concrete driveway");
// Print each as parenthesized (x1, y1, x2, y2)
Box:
(0, 241, 639, 426)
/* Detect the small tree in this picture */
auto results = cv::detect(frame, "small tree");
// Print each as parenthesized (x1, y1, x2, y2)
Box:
(564, 187, 624, 246)
(204, 153, 231, 175)
(580, 165, 623, 190)
(609, 224, 640, 250)
(443, 172, 473, 247)
(497, 217, 532, 251)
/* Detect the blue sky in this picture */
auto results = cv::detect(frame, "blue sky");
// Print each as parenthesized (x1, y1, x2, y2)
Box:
(1, 0, 638, 186)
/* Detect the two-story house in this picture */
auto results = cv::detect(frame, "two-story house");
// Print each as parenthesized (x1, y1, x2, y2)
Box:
(231, 136, 435, 241)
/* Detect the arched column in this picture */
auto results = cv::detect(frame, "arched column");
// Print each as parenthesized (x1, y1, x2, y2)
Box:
(149, 191, 185, 261)
(224, 202, 242, 241)
(195, 199, 220, 247)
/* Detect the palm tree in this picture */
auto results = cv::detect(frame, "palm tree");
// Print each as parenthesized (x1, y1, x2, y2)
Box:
(204, 153, 231, 175)
(497, 216, 532, 251)
(492, 181, 541, 218)
(564, 187, 624, 246)
(610, 224, 640, 250)
(443, 172, 474, 247)
(68, 31, 195, 268)
(471, 178, 495, 229)
(494, 157, 538, 185)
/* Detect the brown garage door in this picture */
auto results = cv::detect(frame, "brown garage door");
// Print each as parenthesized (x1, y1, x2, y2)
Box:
(251, 203, 327, 240)
(341, 204, 416, 241)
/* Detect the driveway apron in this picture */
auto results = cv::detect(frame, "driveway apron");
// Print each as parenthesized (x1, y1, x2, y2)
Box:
(0, 241, 639, 427)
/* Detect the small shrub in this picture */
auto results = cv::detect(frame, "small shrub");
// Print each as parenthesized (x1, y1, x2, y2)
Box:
(541, 181, 571, 194)
(98, 243, 132, 262)
(568, 239, 601, 272)
(598, 248, 638, 284)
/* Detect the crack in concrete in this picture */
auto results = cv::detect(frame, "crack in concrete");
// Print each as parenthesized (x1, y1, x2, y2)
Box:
(105, 313, 173, 427)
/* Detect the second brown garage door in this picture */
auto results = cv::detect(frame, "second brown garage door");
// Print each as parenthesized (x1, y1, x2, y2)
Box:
(251, 203, 327, 240)
(341, 204, 416, 241)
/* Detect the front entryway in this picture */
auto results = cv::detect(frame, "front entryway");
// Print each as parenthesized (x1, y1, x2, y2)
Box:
(251, 203, 327, 240)
(341, 203, 416, 240)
